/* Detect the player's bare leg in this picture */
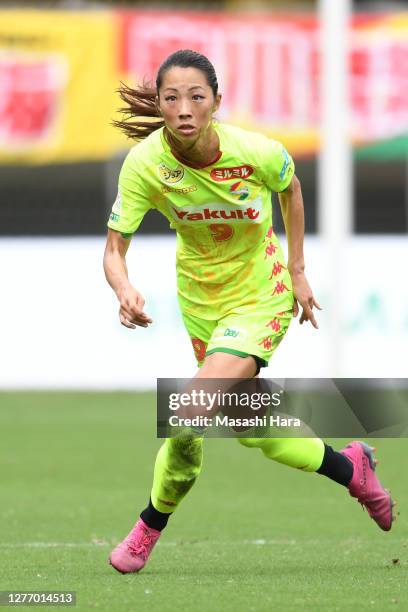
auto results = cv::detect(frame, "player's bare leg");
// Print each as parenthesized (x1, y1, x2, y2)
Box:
(195, 351, 258, 379)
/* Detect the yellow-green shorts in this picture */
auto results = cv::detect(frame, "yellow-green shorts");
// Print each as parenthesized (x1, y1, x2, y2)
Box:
(181, 305, 293, 369)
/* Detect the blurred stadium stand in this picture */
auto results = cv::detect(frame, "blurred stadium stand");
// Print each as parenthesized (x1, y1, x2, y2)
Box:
(0, 0, 406, 236)
(0, 157, 318, 236)
(1, 156, 406, 236)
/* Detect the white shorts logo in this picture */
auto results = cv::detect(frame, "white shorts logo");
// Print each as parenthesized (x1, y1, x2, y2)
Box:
(212, 327, 248, 342)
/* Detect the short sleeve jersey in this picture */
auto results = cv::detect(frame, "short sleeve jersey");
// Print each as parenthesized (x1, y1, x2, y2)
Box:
(108, 123, 295, 319)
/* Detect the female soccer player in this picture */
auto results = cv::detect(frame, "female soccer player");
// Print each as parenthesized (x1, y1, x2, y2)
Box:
(103, 50, 394, 574)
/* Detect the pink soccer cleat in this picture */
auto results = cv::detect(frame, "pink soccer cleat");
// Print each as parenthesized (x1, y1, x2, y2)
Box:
(109, 518, 161, 574)
(340, 441, 396, 531)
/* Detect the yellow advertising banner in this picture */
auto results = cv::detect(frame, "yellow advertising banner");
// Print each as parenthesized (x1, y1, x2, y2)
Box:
(1, 10, 407, 164)
(0, 10, 123, 164)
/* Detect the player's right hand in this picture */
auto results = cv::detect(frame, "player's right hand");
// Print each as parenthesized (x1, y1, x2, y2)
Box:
(117, 286, 153, 329)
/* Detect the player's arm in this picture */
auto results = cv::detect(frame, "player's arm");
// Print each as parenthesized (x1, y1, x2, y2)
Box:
(103, 228, 152, 329)
(278, 175, 321, 328)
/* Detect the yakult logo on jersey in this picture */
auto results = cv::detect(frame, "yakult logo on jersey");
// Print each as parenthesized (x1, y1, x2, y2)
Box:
(158, 163, 184, 184)
(210, 165, 254, 182)
(170, 198, 262, 223)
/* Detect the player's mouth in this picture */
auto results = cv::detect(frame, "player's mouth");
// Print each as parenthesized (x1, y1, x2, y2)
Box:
(177, 124, 196, 136)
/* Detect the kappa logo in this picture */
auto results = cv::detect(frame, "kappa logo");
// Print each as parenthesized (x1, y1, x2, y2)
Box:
(211, 165, 254, 182)
(171, 199, 262, 223)
(158, 163, 184, 184)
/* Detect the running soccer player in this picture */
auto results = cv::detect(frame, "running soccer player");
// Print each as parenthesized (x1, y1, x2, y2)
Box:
(103, 50, 395, 574)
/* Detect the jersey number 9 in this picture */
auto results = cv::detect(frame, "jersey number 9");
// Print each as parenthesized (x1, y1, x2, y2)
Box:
(209, 224, 234, 242)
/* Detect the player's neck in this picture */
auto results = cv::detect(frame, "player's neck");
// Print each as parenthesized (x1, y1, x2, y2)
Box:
(165, 126, 220, 168)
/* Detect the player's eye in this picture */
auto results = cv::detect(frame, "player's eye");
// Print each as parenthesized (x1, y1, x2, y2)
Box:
(164, 95, 177, 102)
(192, 95, 204, 101)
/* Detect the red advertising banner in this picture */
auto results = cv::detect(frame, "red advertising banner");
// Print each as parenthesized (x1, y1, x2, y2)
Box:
(118, 11, 408, 155)
(350, 13, 408, 143)
(0, 55, 67, 147)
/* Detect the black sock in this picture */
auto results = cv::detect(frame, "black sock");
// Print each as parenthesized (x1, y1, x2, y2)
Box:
(316, 444, 353, 487)
(140, 498, 171, 531)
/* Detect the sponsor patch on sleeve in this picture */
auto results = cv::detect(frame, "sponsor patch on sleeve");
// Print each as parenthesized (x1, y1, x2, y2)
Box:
(279, 147, 291, 181)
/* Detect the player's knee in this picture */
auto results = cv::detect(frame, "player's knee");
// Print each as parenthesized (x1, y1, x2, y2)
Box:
(169, 435, 204, 468)
(237, 437, 261, 449)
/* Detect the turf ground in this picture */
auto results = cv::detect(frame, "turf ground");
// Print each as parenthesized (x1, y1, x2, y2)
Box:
(1, 392, 406, 611)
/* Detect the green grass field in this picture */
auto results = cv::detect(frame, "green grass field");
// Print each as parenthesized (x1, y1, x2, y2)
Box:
(1, 392, 406, 611)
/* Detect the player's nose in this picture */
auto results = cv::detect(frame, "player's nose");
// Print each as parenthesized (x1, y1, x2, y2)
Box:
(178, 98, 193, 118)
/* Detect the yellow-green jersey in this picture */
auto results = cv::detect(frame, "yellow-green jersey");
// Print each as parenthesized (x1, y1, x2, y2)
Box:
(108, 122, 295, 321)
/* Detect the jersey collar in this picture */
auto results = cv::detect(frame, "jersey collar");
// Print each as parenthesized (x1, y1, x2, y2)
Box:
(160, 123, 223, 169)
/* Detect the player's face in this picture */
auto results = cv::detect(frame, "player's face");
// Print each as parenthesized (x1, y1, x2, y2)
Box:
(157, 66, 221, 144)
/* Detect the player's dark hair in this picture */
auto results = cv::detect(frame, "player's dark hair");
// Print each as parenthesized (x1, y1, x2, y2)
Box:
(156, 49, 218, 97)
(113, 49, 218, 140)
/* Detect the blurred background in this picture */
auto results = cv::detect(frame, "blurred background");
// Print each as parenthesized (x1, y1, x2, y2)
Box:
(1, 0, 407, 388)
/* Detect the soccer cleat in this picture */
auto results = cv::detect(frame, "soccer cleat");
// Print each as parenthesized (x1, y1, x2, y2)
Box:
(340, 441, 396, 531)
(109, 518, 161, 574)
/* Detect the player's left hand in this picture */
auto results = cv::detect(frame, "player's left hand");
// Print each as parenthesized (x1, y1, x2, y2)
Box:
(291, 272, 322, 329)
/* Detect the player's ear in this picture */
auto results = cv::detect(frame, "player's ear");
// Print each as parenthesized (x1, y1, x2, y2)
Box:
(213, 93, 222, 114)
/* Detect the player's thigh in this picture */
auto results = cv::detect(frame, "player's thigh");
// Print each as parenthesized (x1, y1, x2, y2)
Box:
(196, 351, 257, 378)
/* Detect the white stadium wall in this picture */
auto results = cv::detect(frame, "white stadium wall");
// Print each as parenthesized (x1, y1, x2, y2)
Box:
(1, 236, 407, 389)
